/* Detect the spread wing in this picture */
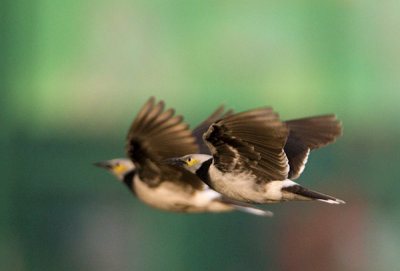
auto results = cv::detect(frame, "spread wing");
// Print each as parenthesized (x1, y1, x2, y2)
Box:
(284, 114, 343, 179)
(192, 105, 233, 154)
(203, 108, 290, 182)
(126, 97, 203, 189)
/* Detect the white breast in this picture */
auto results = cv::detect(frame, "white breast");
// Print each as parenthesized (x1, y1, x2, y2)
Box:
(133, 175, 232, 213)
(208, 165, 266, 203)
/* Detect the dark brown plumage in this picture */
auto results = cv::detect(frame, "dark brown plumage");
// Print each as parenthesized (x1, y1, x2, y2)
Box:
(192, 105, 233, 154)
(203, 109, 343, 182)
(204, 108, 290, 181)
(126, 97, 201, 189)
(165, 107, 345, 205)
(284, 115, 343, 179)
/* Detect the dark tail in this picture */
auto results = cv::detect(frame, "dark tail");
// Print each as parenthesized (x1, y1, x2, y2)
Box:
(282, 185, 345, 204)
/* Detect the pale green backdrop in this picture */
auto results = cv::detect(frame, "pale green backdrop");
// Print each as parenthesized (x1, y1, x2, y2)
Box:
(2, 1, 400, 270)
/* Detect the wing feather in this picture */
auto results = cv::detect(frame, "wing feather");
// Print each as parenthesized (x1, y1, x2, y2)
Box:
(204, 108, 290, 182)
(192, 105, 234, 154)
(285, 114, 343, 179)
(126, 97, 202, 189)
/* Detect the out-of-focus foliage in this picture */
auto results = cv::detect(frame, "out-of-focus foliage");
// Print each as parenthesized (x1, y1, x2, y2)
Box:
(2, 1, 400, 270)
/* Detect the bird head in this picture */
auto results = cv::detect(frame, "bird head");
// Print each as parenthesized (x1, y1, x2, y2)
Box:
(165, 154, 212, 174)
(94, 158, 136, 181)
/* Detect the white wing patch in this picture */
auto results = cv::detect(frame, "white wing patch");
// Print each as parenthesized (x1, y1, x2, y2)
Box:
(296, 148, 310, 179)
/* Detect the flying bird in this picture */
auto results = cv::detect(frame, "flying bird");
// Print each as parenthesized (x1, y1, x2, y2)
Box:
(166, 107, 345, 205)
(95, 97, 272, 216)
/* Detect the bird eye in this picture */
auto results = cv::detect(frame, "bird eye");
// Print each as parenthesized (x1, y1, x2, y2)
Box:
(187, 157, 192, 163)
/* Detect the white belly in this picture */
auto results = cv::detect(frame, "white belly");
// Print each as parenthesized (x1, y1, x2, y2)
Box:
(209, 166, 266, 203)
(209, 165, 297, 203)
(133, 175, 233, 213)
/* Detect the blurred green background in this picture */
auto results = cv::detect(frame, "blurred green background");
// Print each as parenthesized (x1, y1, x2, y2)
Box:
(2, 1, 400, 270)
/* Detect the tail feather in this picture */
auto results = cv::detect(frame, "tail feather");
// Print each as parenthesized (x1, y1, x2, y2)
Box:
(220, 198, 273, 216)
(232, 205, 274, 216)
(282, 185, 345, 204)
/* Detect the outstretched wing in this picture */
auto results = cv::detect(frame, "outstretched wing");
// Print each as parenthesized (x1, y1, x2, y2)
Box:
(284, 114, 343, 179)
(192, 105, 233, 154)
(126, 97, 202, 189)
(203, 108, 290, 182)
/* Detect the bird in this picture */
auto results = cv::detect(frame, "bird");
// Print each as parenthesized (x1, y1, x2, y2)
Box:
(166, 107, 345, 205)
(94, 97, 272, 216)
